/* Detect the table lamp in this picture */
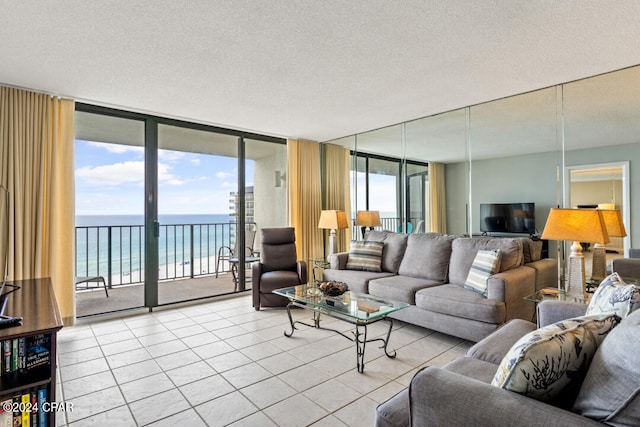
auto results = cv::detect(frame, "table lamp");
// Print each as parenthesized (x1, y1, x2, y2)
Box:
(318, 210, 349, 258)
(356, 210, 381, 239)
(591, 208, 626, 282)
(541, 208, 609, 296)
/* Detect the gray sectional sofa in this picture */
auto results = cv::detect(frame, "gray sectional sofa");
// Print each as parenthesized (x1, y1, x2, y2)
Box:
(323, 231, 557, 342)
(375, 300, 640, 427)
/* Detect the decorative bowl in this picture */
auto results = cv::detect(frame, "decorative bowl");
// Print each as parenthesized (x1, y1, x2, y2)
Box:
(319, 281, 348, 296)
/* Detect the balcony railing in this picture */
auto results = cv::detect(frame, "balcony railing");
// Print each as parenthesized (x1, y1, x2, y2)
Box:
(76, 217, 423, 289)
(75, 222, 253, 288)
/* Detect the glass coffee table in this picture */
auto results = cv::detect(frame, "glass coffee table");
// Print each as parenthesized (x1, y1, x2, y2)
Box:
(273, 284, 409, 373)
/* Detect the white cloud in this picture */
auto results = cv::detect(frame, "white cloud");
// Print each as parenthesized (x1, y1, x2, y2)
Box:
(85, 141, 144, 154)
(158, 150, 186, 162)
(75, 161, 144, 186)
(216, 171, 234, 179)
(158, 163, 185, 186)
(191, 158, 201, 166)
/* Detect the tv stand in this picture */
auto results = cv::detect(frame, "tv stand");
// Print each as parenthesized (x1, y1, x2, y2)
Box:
(0, 278, 62, 426)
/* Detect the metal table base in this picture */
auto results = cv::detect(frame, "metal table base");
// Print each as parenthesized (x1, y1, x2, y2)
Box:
(283, 300, 396, 373)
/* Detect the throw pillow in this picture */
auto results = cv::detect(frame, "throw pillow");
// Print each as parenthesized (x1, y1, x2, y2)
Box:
(346, 241, 384, 272)
(464, 249, 501, 296)
(491, 313, 620, 403)
(585, 272, 640, 319)
(573, 309, 640, 425)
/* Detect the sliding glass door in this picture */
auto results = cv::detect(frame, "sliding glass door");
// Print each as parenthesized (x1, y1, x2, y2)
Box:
(74, 111, 146, 316)
(74, 104, 286, 316)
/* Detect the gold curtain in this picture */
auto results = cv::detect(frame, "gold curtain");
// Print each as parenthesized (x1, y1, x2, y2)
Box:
(0, 86, 76, 325)
(322, 144, 351, 251)
(287, 139, 323, 260)
(429, 162, 447, 233)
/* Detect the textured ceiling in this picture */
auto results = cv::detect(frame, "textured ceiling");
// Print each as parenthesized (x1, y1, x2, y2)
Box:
(2, 1, 640, 143)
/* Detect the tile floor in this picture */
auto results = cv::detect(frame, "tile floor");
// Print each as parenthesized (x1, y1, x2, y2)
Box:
(56, 294, 472, 426)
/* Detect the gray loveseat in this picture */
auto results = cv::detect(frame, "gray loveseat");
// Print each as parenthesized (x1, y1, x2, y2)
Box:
(375, 300, 640, 426)
(323, 231, 557, 342)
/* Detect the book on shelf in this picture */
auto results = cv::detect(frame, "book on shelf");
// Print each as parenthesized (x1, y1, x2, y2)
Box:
(21, 392, 30, 427)
(25, 336, 50, 371)
(0, 335, 52, 375)
(1, 341, 9, 374)
(36, 388, 46, 427)
(30, 391, 37, 427)
(12, 394, 20, 427)
(0, 398, 11, 427)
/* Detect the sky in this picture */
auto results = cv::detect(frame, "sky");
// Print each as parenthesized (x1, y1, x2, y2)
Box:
(75, 140, 252, 215)
(75, 140, 399, 217)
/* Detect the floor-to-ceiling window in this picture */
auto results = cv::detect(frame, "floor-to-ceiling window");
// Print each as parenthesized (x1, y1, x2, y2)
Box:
(74, 104, 285, 316)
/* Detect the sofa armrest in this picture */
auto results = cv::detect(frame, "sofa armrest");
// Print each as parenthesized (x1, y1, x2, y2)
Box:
(536, 300, 587, 327)
(328, 252, 349, 270)
(487, 266, 536, 321)
(296, 260, 308, 283)
(409, 367, 599, 426)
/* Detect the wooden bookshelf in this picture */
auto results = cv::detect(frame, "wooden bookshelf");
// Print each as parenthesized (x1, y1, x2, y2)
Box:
(0, 278, 63, 427)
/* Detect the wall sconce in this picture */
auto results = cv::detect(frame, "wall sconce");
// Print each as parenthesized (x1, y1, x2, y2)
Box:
(275, 170, 286, 187)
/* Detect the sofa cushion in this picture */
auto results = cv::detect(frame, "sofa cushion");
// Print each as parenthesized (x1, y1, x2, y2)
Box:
(573, 309, 640, 425)
(415, 284, 506, 324)
(397, 233, 456, 281)
(443, 357, 501, 384)
(449, 237, 523, 286)
(585, 272, 640, 319)
(345, 240, 384, 272)
(464, 249, 501, 296)
(365, 231, 409, 273)
(491, 313, 620, 403)
(368, 275, 443, 305)
(321, 269, 395, 294)
(516, 237, 543, 263)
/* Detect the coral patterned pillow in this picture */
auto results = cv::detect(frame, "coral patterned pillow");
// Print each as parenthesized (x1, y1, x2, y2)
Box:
(491, 313, 620, 402)
(586, 272, 640, 319)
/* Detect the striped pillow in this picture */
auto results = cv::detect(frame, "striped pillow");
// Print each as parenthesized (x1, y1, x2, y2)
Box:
(464, 249, 501, 296)
(346, 241, 384, 272)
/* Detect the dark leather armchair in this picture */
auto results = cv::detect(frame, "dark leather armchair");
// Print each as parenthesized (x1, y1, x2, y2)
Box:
(252, 227, 307, 310)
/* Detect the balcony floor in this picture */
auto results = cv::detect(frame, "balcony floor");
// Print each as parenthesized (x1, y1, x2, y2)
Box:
(75, 273, 250, 317)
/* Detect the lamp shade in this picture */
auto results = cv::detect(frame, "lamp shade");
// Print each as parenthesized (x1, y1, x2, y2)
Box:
(541, 208, 610, 244)
(599, 209, 627, 238)
(318, 210, 349, 230)
(356, 211, 381, 227)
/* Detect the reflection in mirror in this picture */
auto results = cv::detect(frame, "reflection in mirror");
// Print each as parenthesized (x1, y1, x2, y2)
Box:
(468, 87, 560, 239)
(567, 163, 629, 272)
(350, 125, 404, 233)
(563, 65, 640, 253)
(404, 109, 467, 235)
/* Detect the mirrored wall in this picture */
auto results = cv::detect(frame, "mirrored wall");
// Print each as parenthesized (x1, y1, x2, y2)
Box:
(325, 64, 640, 258)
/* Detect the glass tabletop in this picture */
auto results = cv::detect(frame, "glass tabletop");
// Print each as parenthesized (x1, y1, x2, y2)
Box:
(273, 284, 409, 323)
(523, 288, 590, 304)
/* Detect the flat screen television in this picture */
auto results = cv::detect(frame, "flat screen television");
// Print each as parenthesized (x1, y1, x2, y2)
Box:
(480, 202, 536, 235)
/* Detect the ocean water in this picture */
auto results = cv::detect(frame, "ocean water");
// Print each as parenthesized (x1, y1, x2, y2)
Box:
(75, 214, 239, 281)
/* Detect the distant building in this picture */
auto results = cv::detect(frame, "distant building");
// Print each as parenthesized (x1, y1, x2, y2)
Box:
(229, 186, 255, 238)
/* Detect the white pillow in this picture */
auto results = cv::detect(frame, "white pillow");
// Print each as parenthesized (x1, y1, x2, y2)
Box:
(586, 272, 639, 319)
(491, 313, 620, 402)
(464, 249, 501, 297)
